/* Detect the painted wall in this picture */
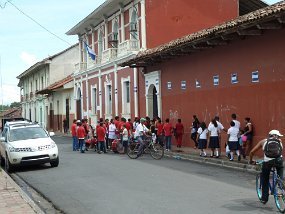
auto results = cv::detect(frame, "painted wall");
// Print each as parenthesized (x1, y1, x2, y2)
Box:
(146, 28, 285, 152)
(145, 0, 238, 48)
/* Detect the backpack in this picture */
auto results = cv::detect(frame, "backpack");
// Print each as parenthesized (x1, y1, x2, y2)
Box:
(264, 138, 283, 158)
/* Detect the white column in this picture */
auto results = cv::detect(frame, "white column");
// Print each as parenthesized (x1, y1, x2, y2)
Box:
(99, 70, 103, 118)
(120, 8, 125, 41)
(86, 73, 89, 120)
(134, 68, 138, 117)
(140, 0, 147, 49)
(104, 19, 108, 50)
(78, 37, 82, 63)
(80, 76, 83, 119)
(114, 64, 118, 116)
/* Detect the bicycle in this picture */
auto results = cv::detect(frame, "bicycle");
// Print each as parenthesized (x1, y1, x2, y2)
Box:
(127, 135, 164, 160)
(255, 160, 285, 213)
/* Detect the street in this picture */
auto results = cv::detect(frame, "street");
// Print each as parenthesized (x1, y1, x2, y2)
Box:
(13, 136, 276, 214)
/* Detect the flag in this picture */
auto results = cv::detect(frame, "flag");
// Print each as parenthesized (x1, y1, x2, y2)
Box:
(84, 41, 96, 61)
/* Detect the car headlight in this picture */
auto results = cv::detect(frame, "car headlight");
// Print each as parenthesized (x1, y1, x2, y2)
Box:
(51, 141, 56, 148)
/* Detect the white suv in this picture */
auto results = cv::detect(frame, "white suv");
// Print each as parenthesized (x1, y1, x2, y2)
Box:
(0, 121, 59, 172)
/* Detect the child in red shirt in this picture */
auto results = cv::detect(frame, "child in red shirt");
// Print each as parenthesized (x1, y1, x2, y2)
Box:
(175, 119, 184, 148)
(96, 122, 106, 153)
(77, 122, 86, 153)
(71, 119, 78, 151)
(163, 118, 173, 151)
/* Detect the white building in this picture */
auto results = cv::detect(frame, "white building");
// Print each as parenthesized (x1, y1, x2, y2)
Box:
(17, 44, 79, 132)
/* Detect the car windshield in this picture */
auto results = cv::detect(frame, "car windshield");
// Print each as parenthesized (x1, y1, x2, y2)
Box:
(9, 127, 49, 142)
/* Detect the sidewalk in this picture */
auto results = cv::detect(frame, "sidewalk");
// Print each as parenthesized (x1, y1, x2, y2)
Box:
(0, 169, 42, 213)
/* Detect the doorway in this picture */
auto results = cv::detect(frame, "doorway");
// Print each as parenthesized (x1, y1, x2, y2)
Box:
(76, 88, 82, 120)
(147, 84, 158, 119)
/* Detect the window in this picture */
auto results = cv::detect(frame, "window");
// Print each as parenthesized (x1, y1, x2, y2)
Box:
(30, 82, 33, 92)
(92, 88, 97, 114)
(125, 81, 130, 103)
(41, 76, 44, 89)
(130, 7, 138, 40)
(105, 85, 112, 115)
(122, 79, 130, 115)
(36, 80, 38, 91)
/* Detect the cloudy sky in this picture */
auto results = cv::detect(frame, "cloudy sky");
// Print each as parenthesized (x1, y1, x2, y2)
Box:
(0, 0, 281, 105)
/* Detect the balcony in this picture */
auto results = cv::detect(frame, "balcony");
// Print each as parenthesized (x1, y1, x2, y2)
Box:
(74, 62, 87, 73)
(118, 39, 140, 57)
(101, 48, 118, 64)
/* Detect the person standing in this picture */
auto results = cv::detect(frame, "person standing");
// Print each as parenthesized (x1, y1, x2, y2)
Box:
(242, 117, 253, 159)
(77, 121, 86, 153)
(208, 119, 220, 157)
(134, 118, 149, 158)
(108, 119, 117, 150)
(197, 122, 208, 157)
(231, 113, 240, 129)
(175, 119, 184, 148)
(71, 119, 78, 151)
(190, 115, 200, 149)
(63, 118, 68, 134)
(156, 118, 164, 147)
(163, 118, 173, 151)
(96, 122, 107, 153)
(227, 121, 241, 161)
(122, 124, 129, 154)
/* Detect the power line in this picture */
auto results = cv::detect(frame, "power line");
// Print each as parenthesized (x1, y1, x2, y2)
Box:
(5, 0, 72, 46)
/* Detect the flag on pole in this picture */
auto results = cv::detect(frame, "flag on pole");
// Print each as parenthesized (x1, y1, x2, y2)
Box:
(84, 41, 96, 61)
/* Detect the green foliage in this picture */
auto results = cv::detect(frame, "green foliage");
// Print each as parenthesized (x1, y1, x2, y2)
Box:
(10, 102, 21, 108)
(0, 105, 9, 112)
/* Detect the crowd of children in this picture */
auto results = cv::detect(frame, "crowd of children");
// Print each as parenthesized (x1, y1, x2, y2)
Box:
(70, 113, 253, 161)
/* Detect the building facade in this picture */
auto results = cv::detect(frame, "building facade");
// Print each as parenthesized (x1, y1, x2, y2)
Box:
(66, 0, 254, 124)
(122, 2, 285, 150)
(17, 44, 79, 132)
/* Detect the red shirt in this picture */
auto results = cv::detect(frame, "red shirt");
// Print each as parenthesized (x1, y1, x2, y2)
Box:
(96, 126, 106, 141)
(156, 123, 164, 135)
(127, 122, 133, 131)
(125, 122, 131, 136)
(71, 123, 77, 136)
(77, 126, 85, 139)
(175, 123, 184, 135)
(163, 123, 173, 137)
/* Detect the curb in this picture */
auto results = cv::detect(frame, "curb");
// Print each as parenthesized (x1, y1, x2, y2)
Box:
(1, 169, 44, 214)
(165, 152, 259, 174)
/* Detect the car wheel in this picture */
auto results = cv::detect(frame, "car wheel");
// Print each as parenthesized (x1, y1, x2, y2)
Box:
(5, 153, 14, 173)
(50, 157, 59, 167)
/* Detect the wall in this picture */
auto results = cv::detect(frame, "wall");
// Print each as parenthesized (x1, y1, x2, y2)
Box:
(146, 28, 285, 151)
(145, 0, 238, 48)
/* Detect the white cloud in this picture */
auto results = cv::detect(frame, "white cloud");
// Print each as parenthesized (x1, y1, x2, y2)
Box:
(0, 84, 20, 105)
(20, 52, 37, 67)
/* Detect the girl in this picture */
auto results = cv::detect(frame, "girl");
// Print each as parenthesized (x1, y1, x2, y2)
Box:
(227, 121, 241, 161)
(122, 124, 129, 154)
(197, 122, 208, 157)
(175, 119, 184, 148)
(190, 115, 200, 149)
(208, 119, 220, 157)
(242, 117, 253, 159)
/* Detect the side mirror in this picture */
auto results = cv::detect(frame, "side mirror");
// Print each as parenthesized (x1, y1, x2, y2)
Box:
(49, 132, 55, 137)
(0, 137, 5, 142)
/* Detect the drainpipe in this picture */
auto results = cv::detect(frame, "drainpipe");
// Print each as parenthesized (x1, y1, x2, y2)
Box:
(134, 67, 138, 117)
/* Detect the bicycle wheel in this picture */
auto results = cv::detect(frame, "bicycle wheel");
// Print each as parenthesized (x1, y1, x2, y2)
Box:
(274, 178, 285, 213)
(127, 142, 139, 159)
(149, 143, 164, 160)
(256, 173, 263, 201)
(116, 141, 125, 154)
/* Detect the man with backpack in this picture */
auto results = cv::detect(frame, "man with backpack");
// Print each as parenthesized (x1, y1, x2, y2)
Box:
(249, 130, 283, 204)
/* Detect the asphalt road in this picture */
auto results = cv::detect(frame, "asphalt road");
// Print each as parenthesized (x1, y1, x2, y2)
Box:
(13, 136, 277, 214)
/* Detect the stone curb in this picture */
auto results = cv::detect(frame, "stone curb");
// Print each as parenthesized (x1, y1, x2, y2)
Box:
(0, 169, 44, 214)
(165, 152, 259, 174)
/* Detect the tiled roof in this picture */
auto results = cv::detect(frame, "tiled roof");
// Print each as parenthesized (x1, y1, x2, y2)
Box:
(36, 75, 73, 95)
(121, 1, 285, 67)
(0, 107, 22, 118)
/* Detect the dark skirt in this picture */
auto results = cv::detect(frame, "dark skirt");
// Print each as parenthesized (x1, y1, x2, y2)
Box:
(198, 139, 207, 149)
(246, 133, 253, 141)
(209, 136, 220, 148)
(228, 141, 239, 150)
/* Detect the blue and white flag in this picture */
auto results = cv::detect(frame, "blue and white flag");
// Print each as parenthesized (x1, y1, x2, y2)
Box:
(84, 41, 96, 61)
(252, 71, 259, 82)
(231, 73, 238, 84)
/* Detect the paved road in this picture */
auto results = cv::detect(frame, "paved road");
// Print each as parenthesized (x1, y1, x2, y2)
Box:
(14, 136, 276, 214)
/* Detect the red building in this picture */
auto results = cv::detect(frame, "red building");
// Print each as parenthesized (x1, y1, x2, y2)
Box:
(122, 2, 285, 150)
(66, 0, 262, 124)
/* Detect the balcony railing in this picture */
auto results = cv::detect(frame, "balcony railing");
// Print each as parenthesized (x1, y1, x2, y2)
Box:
(74, 62, 87, 73)
(101, 48, 118, 64)
(118, 39, 140, 57)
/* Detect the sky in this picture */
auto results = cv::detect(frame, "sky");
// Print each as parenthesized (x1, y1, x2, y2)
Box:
(0, 0, 281, 105)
